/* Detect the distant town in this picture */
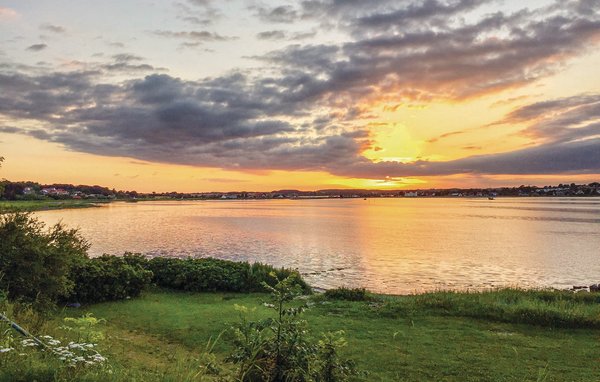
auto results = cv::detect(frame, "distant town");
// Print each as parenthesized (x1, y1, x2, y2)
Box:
(1, 180, 599, 201)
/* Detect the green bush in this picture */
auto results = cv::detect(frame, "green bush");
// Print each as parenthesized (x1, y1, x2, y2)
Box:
(68, 254, 153, 303)
(0, 212, 88, 306)
(0, 211, 310, 307)
(324, 287, 370, 301)
(146, 257, 310, 294)
(227, 274, 360, 382)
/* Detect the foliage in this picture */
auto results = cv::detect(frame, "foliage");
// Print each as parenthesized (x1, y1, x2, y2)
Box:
(68, 254, 153, 303)
(13, 289, 597, 382)
(0, 213, 153, 306)
(0, 212, 89, 306)
(312, 331, 359, 382)
(0, 297, 108, 381)
(0, 211, 310, 306)
(323, 287, 371, 302)
(60, 313, 106, 343)
(227, 274, 359, 382)
(146, 257, 310, 294)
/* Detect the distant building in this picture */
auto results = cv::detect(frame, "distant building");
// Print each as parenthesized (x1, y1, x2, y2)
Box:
(41, 187, 69, 196)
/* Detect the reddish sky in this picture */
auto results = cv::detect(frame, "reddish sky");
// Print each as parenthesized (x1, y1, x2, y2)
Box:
(1, 1, 599, 192)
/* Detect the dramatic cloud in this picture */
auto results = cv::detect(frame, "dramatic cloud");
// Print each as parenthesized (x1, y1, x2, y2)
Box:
(332, 138, 600, 178)
(2, 0, 600, 180)
(264, 2, 600, 102)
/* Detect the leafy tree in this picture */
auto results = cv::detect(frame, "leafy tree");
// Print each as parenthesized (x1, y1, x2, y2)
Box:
(0, 212, 89, 306)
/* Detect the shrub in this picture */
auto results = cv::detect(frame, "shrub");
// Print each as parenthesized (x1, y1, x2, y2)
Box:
(0, 212, 88, 306)
(324, 287, 370, 301)
(146, 257, 310, 294)
(228, 274, 360, 382)
(68, 254, 153, 303)
(0, 211, 310, 306)
(312, 331, 359, 382)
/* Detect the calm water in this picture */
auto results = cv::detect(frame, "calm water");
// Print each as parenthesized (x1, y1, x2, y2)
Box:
(35, 198, 600, 294)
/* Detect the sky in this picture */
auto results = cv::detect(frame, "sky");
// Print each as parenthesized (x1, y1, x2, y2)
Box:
(0, 0, 599, 192)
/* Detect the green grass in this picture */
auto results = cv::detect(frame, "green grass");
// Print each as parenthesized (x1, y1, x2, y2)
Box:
(6, 288, 590, 381)
(376, 288, 600, 328)
(0, 199, 109, 212)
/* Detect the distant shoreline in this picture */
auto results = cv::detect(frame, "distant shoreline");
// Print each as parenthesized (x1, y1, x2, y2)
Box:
(0, 199, 108, 212)
(2, 195, 599, 212)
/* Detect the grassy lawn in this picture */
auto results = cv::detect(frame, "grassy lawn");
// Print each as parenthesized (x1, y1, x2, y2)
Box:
(43, 289, 600, 382)
(0, 199, 109, 212)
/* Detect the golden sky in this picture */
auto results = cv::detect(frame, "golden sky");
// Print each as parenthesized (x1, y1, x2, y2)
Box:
(1, 1, 599, 192)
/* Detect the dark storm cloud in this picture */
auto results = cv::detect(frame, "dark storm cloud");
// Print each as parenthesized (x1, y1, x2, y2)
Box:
(0, 126, 20, 134)
(299, 0, 486, 29)
(2, 0, 600, 179)
(26, 43, 47, 52)
(502, 94, 600, 124)
(2, 67, 599, 177)
(516, 96, 600, 144)
(353, 0, 487, 30)
(331, 138, 600, 178)
(265, 3, 600, 102)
